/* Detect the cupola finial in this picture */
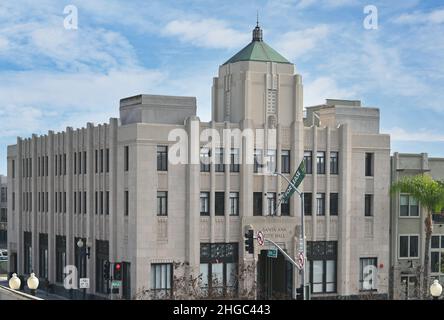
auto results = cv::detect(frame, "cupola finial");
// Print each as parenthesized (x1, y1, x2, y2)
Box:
(252, 13, 263, 42)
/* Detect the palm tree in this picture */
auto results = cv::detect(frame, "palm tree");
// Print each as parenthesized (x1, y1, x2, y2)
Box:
(390, 175, 444, 299)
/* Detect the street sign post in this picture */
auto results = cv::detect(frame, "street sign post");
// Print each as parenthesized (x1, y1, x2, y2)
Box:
(256, 231, 265, 246)
(79, 278, 90, 289)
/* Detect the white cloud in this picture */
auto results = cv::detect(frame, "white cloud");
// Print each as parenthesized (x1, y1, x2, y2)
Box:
(393, 9, 444, 25)
(385, 127, 444, 142)
(0, 105, 44, 137)
(0, 36, 8, 51)
(275, 25, 330, 60)
(163, 19, 249, 49)
(296, 0, 358, 9)
(304, 76, 356, 107)
(0, 17, 138, 72)
(0, 68, 167, 134)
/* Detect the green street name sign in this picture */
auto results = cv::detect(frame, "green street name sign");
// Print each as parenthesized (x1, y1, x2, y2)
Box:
(267, 248, 278, 258)
(281, 161, 306, 202)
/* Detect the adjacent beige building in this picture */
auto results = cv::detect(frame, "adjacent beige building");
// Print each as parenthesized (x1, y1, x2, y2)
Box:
(390, 153, 444, 299)
(7, 25, 391, 299)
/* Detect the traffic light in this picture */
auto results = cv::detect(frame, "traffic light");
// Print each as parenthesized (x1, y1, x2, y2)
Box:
(113, 262, 122, 280)
(296, 285, 303, 300)
(244, 229, 254, 254)
(103, 260, 110, 280)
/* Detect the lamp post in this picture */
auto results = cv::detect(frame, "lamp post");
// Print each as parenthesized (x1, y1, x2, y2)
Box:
(77, 238, 90, 299)
(430, 279, 442, 300)
(271, 171, 306, 300)
(9, 273, 21, 290)
(27, 273, 39, 296)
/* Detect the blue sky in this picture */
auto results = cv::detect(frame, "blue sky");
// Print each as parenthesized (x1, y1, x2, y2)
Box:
(1, 0, 444, 175)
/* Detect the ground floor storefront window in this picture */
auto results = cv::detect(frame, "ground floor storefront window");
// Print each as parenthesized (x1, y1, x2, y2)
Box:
(307, 241, 337, 294)
(199, 243, 238, 297)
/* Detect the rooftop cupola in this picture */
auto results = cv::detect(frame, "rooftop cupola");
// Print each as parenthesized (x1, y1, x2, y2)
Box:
(252, 20, 263, 42)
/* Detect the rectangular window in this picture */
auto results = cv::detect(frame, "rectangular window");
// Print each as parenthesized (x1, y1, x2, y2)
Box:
(12, 160, 15, 178)
(83, 192, 86, 214)
(95, 192, 98, 215)
(45, 156, 48, 176)
(266, 192, 276, 216)
(200, 192, 210, 216)
(200, 147, 210, 172)
(365, 194, 373, 217)
(157, 146, 168, 171)
(157, 191, 168, 216)
(151, 264, 172, 298)
(215, 148, 224, 173)
(124, 191, 129, 216)
(83, 151, 87, 174)
(106, 148, 110, 173)
(400, 195, 419, 217)
(304, 151, 313, 174)
(316, 193, 325, 216)
(253, 192, 262, 216)
(281, 150, 290, 174)
(95, 150, 98, 173)
(100, 191, 104, 215)
(124, 146, 129, 172)
(106, 191, 109, 215)
(229, 192, 239, 216)
(307, 241, 337, 294)
(310, 260, 337, 294)
(365, 153, 374, 177)
(12, 192, 15, 210)
(74, 192, 77, 214)
(74, 152, 77, 175)
(360, 258, 377, 291)
(230, 148, 240, 173)
(215, 192, 225, 216)
(63, 154, 66, 175)
(330, 152, 339, 174)
(399, 235, 419, 258)
(63, 192, 66, 213)
(100, 149, 104, 173)
(317, 151, 325, 174)
(199, 243, 239, 295)
(254, 149, 263, 173)
(330, 193, 338, 216)
(281, 198, 290, 216)
(304, 193, 312, 216)
(54, 155, 58, 176)
(266, 150, 276, 174)
(38, 157, 40, 177)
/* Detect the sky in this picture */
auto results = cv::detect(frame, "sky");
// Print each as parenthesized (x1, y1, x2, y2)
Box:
(0, 0, 444, 175)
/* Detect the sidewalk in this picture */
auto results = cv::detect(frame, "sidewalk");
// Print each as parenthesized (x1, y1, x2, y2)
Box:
(0, 278, 68, 300)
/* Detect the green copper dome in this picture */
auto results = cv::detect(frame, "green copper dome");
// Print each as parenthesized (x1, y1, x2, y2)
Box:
(223, 24, 291, 65)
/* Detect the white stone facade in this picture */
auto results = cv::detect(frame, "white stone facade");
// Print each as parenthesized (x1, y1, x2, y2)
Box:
(7, 27, 391, 299)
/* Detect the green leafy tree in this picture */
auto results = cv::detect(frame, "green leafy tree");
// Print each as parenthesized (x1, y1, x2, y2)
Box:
(390, 175, 444, 299)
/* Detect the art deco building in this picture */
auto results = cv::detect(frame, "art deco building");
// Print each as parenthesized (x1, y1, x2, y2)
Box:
(7, 24, 391, 299)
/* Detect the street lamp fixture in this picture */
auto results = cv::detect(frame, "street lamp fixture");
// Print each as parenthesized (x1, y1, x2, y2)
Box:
(77, 238, 90, 258)
(9, 273, 21, 290)
(430, 279, 442, 300)
(27, 272, 39, 296)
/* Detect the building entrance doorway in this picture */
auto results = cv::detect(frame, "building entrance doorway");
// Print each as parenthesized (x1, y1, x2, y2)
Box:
(257, 249, 293, 299)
